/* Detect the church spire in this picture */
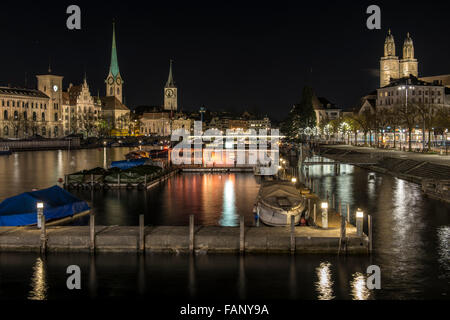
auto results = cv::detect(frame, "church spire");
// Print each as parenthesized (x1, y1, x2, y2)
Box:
(109, 20, 120, 79)
(165, 59, 175, 87)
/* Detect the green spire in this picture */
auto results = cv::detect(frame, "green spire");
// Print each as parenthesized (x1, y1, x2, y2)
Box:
(165, 59, 175, 87)
(109, 21, 120, 79)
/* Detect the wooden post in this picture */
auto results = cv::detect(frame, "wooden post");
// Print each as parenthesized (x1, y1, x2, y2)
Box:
(189, 215, 194, 253)
(240, 215, 245, 253)
(313, 203, 317, 223)
(290, 215, 295, 254)
(347, 204, 350, 223)
(90, 214, 95, 253)
(339, 201, 342, 216)
(40, 215, 46, 254)
(117, 174, 120, 188)
(308, 199, 311, 218)
(368, 214, 373, 254)
(332, 193, 335, 209)
(338, 214, 346, 255)
(139, 214, 145, 252)
(144, 174, 147, 186)
(91, 174, 94, 188)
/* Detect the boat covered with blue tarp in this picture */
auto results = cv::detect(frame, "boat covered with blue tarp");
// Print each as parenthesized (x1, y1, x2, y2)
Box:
(110, 158, 147, 170)
(0, 185, 90, 226)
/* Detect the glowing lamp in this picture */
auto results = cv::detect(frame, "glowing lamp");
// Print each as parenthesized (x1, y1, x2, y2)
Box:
(321, 202, 328, 209)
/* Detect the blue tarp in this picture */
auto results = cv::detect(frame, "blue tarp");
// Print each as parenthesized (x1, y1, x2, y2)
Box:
(110, 158, 147, 170)
(0, 185, 90, 226)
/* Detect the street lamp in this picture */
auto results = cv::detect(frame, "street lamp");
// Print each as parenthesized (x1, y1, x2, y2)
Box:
(356, 208, 364, 236)
(291, 177, 297, 183)
(321, 201, 328, 229)
(36, 202, 44, 229)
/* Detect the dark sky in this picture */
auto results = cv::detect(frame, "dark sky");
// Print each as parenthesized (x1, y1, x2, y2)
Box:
(1, 0, 449, 120)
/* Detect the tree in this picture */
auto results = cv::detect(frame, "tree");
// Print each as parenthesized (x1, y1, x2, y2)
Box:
(343, 114, 360, 145)
(281, 86, 317, 141)
(375, 107, 390, 148)
(396, 103, 419, 151)
(353, 109, 373, 146)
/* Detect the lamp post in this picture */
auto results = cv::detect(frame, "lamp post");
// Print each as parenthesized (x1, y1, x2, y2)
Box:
(36, 202, 44, 229)
(321, 201, 328, 229)
(398, 85, 415, 150)
(356, 208, 364, 236)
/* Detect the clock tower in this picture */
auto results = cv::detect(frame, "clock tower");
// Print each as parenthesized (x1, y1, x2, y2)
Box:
(105, 21, 123, 103)
(164, 60, 177, 111)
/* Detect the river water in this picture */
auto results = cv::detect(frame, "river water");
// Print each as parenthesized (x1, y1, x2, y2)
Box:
(0, 148, 449, 300)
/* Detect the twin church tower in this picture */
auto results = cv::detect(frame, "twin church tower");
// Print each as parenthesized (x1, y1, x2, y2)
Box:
(380, 30, 418, 88)
(104, 22, 177, 111)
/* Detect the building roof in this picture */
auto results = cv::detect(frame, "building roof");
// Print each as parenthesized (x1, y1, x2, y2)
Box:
(0, 86, 49, 99)
(68, 84, 82, 105)
(109, 22, 120, 79)
(100, 96, 129, 111)
(381, 75, 443, 88)
(165, 60, 175, 87)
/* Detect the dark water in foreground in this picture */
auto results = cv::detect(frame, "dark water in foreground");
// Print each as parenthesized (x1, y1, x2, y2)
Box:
(0, 149, 449, 299)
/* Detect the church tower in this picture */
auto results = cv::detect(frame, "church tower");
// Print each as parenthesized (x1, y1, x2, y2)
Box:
(105, 22, 124, 103)
(380, 29, 400, 87)
(399, 33, 418, 78)
(164, 60, 177, 111)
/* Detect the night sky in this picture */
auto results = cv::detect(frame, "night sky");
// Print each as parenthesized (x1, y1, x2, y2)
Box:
(1, 0, 449, 120)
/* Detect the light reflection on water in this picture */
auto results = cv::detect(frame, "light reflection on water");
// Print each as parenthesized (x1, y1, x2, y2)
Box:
(27, 257, 48, 301)
(315, 262, 335, 300)
(350, 272, 371, 300)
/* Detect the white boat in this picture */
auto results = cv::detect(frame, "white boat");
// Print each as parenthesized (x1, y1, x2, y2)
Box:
(256, 181, 305, 226)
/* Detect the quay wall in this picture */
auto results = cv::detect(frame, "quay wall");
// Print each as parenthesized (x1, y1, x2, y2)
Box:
(0, 225, 368, 255)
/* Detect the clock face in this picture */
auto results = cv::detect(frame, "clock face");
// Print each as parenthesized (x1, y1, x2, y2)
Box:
(108, 77, 114, 85)
(166, 89, 173, 97)
(116, 78, 121, 85)
(53, 85, 58, 92)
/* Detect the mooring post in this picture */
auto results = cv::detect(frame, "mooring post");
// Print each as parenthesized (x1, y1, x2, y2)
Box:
(117, 174, 120, 188)
(40, 214, 46, 254)
(240, 215, 245, 254)
(338, 213, 346, 255)
(91, 174, 94, 188)
(139, 214, 145, 253)
(90, 214, 95, 253)
(332, 193, 335, 209)
(308, 199, 311, 218)
(368, 214, 373, 254)
(347, 203, 350, 223)
(313, 203, 317, 223)
(290, 215, 295, 254)
(144, 174, 147, 186)
(189, 215, 194, 253)
(339, 201, 342, 216)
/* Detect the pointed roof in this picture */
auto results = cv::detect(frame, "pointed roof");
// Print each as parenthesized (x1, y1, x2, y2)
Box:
(109, 21, 120, 79)
(165, 60, 175, 87)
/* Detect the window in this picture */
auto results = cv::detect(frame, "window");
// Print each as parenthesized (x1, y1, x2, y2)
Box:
(54, 113, 58, 121)
(24, 111, 27, 119)
(3, 126, 9, 136)
(3, 110, 8, 120)
(41, 112, 45, 121)
(33, 112, 37, 121)
(42, 127, 46, 136)
(14, 111, 18, 120)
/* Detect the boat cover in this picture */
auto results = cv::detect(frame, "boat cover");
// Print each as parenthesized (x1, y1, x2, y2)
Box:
(0, 185, 90, 226)
(110, 159, 147, 170)
(259, 182, 303, 209)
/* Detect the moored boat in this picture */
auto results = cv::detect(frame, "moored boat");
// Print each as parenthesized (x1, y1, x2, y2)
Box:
(256, 181, 305, 226)
(0, 146, 12, 155)
(0, 185, 90, 227)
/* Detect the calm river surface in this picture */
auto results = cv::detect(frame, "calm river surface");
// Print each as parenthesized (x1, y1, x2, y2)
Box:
(0, 148, 449, 300)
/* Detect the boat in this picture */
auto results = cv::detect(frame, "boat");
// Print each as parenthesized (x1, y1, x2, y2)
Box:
(110, 158, 148, 170)
(256, 181, 306, 226)
(0, 146, 12, 155)
(125, 150, 150, 160)
(421, 179, 450, 203)
(0, 185, 90, 227)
